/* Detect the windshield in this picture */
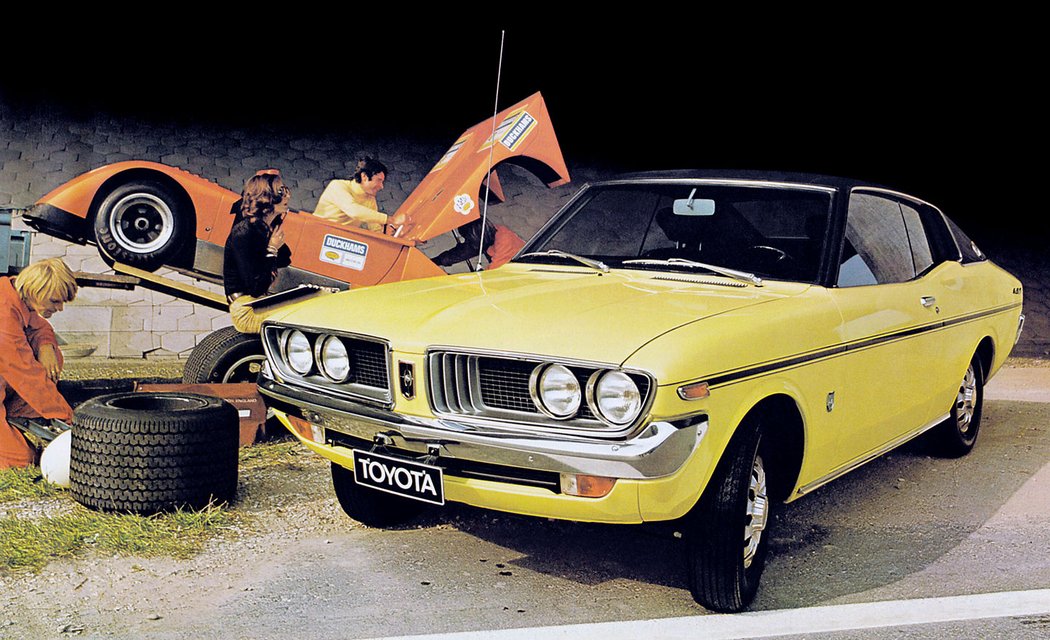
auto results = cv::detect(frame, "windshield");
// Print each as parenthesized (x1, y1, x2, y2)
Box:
(517, 182, 833, 282)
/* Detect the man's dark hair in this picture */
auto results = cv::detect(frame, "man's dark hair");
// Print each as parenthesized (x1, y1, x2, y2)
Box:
(352, 157, 388, 183)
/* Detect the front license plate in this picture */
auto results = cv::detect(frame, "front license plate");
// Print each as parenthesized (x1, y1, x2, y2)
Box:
(352, 449, 445, 506)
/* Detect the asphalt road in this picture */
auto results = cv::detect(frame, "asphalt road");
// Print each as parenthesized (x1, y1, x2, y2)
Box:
(3, 364, 1048, 639)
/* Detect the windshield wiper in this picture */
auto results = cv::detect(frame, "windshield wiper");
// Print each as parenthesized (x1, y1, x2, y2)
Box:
(518, 250, 610, 273)
(621, 258, 763, 286)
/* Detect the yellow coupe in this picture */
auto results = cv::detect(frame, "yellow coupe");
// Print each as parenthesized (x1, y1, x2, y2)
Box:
(257, 171, 1024, 612)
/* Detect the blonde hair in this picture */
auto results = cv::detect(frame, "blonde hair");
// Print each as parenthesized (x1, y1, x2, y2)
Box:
(14, 258, 78, 307)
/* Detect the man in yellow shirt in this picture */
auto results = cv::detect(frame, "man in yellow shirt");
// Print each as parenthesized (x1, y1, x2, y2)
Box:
(313, 158, 405, 233)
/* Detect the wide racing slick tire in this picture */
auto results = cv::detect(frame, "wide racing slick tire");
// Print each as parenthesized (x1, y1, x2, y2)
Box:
(183, 326, 266, 384)
(331, 462, 425, 528)
(93, 180, 190, 271)
(69, 392, 239, 514)
(924, 355, 985, 458)
(684, 417, 772, 612)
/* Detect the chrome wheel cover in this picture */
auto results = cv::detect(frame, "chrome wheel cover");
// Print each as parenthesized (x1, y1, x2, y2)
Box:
(222, 355, 267, 383)
(744, 453, 769, 569)
(955, 364, 978, 434)
(109, 193, 175, 253)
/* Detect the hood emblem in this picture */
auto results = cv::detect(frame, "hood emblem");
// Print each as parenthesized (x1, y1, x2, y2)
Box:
(399, 361, 416, 400)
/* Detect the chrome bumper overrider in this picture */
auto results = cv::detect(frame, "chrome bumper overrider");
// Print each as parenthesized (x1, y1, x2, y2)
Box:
(258, 378, 706, 480)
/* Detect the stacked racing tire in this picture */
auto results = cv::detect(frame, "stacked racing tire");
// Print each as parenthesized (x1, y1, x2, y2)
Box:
(69, 392, 239, 514)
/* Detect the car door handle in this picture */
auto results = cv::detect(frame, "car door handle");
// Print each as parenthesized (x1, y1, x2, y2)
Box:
(921, 296, 937, 308)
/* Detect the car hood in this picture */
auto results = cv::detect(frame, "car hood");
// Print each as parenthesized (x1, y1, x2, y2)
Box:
(394, 92, 570, 243)
(270, 264, 810, 364)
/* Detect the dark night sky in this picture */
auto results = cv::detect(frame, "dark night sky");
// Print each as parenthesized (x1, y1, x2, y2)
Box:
(4, 23, 1041, 245)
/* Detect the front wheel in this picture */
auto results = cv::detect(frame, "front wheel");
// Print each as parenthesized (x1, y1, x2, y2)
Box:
(94, 180, 190, 270)
(925, 356, 985, 458)
(331, 462, 425, 528)
(684, 420, 771, 612)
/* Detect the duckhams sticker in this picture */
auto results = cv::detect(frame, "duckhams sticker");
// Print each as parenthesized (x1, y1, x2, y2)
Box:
(319, 234, 368, 271)
(481, 109, 536, 152)
(453, 194, 475, 215)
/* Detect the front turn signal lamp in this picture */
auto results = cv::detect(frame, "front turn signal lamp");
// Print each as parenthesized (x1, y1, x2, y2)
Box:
(677, 381, 710, 400)
(286, 414, 324, 444)
(560, 473, 617, 498)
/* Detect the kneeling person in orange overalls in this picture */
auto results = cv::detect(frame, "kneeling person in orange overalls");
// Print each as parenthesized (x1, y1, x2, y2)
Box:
(0, 258, 77, 468)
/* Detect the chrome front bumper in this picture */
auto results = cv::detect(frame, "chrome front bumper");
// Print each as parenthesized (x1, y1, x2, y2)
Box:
(258, 377, 706, 480)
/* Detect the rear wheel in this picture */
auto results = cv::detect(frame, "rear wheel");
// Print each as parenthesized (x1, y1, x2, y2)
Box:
(685, 419, 771, 612)
(926, 356, 984, 458)
(331, 462, 425, 528)
(94, 180, 190, 270)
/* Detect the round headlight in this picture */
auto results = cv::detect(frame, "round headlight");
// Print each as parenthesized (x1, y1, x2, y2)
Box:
(588, 370, 642, 426)
(317, 335, 350, 382)
(531, 364, 581, 419)
(284, 330, 313, 375)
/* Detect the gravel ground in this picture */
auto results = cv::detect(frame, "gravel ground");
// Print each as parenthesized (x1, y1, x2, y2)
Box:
(1, 355, 1046, 639)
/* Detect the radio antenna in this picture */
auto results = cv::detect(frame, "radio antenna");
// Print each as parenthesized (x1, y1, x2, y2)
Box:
(477, 30, 506, 270)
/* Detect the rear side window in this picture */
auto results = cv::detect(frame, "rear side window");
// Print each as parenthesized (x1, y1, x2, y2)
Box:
(945, 216, 986, 263)
(837, 191, 954, 287)
(838, 193, 916, 286)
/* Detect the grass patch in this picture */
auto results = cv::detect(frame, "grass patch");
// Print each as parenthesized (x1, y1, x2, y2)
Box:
(0, 466, 64, 503)
(1, 501, 237, 572)
(1, 466, 242, 573)
(0, 440, 310, 573)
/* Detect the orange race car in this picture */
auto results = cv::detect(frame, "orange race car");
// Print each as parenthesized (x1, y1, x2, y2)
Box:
(23, 93, 569, 294)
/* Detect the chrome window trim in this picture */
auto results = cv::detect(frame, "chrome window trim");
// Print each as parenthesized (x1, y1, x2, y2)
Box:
(592, 178, 838, 194)
(850, 186, 939, 211)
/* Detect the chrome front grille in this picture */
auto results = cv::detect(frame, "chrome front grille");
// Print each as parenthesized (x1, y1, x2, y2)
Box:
(476, 357, 537, 413)
(428, 350, 650, 436)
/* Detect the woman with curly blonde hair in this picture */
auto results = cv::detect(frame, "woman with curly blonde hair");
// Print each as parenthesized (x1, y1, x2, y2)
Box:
(223, 169, 292, 333)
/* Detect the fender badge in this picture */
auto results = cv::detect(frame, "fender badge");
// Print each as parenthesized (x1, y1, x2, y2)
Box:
(826, 392, 836, 413)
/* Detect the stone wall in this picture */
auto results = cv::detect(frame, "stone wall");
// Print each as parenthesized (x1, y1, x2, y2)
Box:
(1, 99, 583, 358)
(1, 96, 1046, 358)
